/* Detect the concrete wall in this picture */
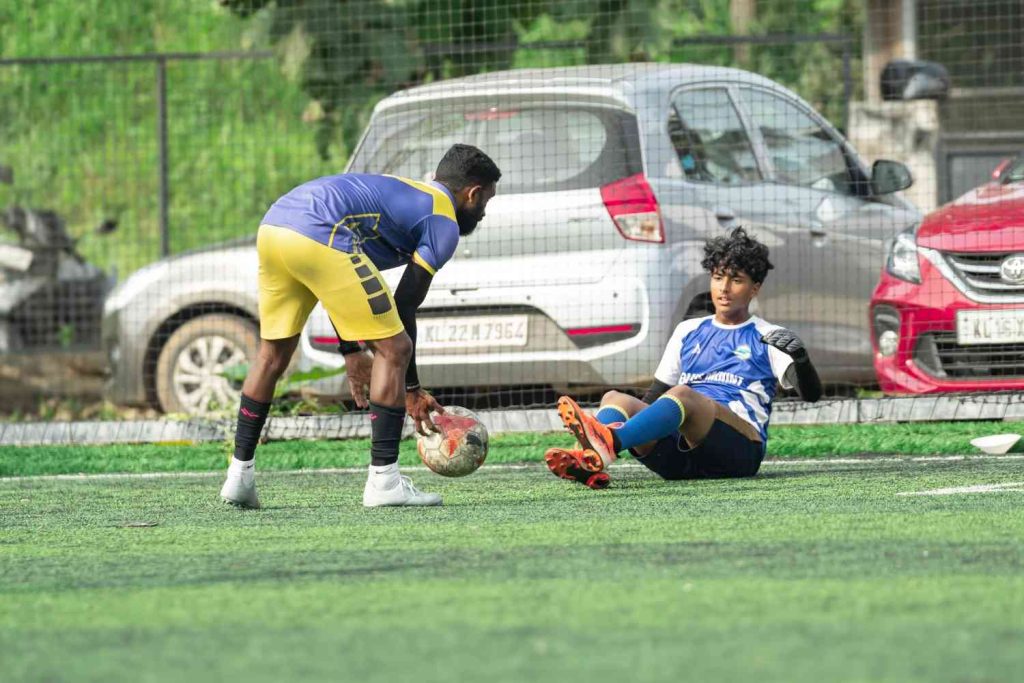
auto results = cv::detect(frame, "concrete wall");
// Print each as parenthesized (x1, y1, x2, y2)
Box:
(848, 99, 940, 214)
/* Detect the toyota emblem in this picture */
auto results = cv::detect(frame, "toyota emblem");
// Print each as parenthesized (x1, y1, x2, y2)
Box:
(1000, 254, 1024, 284)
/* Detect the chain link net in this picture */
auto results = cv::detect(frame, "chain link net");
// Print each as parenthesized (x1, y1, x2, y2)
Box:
(1, 1, 1022, 433)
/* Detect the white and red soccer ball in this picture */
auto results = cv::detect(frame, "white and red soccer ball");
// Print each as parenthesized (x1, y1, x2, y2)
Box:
(416, 406, 489, 477)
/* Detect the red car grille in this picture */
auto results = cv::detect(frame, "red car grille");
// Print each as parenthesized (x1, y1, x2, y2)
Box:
(915, 331, 1024, 380)
(944, 252, 1024, 297)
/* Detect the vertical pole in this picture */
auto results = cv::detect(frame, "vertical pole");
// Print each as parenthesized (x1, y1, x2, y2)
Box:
(156, 56, 170, 257)
(900, 0, 917, 60)
(729, 0, 756, 65)
(842, 40, 852, 134)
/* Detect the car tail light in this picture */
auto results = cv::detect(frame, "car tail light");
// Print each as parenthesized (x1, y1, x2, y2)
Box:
(310, 335, 340, 353)
(600, 173, 664, 243)
(565, 323, 640, 349)
(464, 108, 518, 121)
(567, 324, 635, 337)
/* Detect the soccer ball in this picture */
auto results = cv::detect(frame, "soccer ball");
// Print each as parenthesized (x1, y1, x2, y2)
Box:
(416, 405, 488, 477)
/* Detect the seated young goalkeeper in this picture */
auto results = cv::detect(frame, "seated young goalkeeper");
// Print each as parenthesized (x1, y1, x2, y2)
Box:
(546, 227, 822, 489)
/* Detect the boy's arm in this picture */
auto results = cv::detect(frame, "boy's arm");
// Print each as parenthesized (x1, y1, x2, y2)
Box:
(782, 356, 822, 402)
(761, 328, 823, 403)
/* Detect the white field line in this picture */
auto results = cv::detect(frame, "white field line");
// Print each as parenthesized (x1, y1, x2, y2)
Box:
(1, 454, 1023, 484)
(897, 482, 1024, 496)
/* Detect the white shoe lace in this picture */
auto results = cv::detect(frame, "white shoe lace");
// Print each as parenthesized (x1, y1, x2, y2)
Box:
(398, 475, 421, 496)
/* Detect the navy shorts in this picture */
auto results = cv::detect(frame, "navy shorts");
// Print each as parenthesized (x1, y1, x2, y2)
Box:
(631, 416, 764, 480)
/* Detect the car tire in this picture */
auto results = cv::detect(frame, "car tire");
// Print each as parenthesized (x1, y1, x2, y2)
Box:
(155, 314, 259, 415)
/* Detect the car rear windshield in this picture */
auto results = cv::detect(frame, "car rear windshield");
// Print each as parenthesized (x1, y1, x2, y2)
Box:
(349, 102, 642, 195)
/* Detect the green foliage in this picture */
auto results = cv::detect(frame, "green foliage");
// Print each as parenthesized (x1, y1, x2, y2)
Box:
(0, 1, 862, 280)
(220, 0, 863, 153)
(220, 362, 348, 415)
(917, 0, 1024, 89)
(218, 360, 346, 403)
(0, 2, 336, 277)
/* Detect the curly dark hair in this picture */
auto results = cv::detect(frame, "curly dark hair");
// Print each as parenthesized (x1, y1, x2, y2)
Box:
(435, 144, 502, 191)
(701, 227, 774, 283)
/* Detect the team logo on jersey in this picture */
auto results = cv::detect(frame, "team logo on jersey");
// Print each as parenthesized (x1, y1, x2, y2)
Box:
(733, 344, 752, 361)
(691, 342, 701, 355)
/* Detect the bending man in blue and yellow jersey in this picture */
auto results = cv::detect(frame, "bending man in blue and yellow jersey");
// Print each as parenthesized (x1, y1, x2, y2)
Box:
(220, 144, 501, 509)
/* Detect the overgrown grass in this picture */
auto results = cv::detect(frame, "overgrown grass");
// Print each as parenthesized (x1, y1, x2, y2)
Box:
(1, 421, 1019, 477)
(0, 1, 860, 280)
(1, 457, 1021, 682)
(0, 1, 336, 276)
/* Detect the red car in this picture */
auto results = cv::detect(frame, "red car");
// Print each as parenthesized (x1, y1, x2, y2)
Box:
(871, 155, 1024, 393)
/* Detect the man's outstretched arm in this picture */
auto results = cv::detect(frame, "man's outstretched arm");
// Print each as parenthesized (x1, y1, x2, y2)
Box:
(394, 261, 445, 433)
(762, 328, 822, 402)
(393, 262, 432, 391)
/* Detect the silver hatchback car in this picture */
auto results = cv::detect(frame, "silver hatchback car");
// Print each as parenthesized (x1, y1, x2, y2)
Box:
(104, 64, 919, 414)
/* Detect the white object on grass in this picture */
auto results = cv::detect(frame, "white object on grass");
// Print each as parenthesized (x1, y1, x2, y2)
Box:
(969, 433, 1021, 455)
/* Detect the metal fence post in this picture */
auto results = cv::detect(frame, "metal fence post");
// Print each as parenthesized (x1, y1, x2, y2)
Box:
(842, 40, 852, 134)
(156, 55, 170, 258)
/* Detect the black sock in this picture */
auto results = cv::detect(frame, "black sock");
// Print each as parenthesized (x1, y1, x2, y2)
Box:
(233, 394, 271, 462)
(610, 429, 622, 453)
(369, 401, 406, 467)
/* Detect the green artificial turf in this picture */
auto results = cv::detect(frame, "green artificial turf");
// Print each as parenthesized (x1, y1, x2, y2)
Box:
(1, 420, 1021, 477)
(1, 457, 1022, 682)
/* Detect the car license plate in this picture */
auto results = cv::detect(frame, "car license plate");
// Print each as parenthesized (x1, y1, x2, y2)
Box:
(418, 315, 528, 349)
(957, 309, 1024, 345)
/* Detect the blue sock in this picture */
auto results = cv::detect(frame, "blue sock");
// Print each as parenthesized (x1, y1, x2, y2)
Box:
(596, 405, 629, 425)
(612, 396, 686, 452)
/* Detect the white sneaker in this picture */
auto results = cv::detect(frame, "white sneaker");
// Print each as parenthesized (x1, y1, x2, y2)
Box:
(220, 458, 260, 509)
(362, 465, 442, 508)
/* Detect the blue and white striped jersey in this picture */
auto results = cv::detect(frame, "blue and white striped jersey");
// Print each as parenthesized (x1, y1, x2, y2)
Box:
(654, 315, 794, 443)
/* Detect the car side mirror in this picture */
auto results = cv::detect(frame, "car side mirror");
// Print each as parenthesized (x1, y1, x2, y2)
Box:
(992, 158, 1013, 181)
(871, 160, 913, 195)
(0, 165, 12, 185)
(880, 59, 950, 101)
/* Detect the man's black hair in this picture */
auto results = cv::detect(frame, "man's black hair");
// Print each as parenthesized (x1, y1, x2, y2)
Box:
(435, 144, 501, 191)
(701, 226, 774, 283)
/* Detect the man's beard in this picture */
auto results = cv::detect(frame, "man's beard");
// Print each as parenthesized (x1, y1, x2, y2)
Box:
(456, 204, 485, 236)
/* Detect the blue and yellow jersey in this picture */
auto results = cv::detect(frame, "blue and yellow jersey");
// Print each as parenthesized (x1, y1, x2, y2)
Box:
(261, 173, 460, 275)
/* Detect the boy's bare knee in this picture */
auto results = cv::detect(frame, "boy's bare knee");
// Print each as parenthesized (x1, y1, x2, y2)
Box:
(601, 389, 625, 404)
(666, 384, 696, 402)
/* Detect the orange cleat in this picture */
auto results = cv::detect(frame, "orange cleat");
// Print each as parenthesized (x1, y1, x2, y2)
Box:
(556, 396, 618, 468)
(544, 447, 611, 489)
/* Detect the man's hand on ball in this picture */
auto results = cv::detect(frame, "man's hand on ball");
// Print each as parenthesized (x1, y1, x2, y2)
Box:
(406, 388, 445, 436)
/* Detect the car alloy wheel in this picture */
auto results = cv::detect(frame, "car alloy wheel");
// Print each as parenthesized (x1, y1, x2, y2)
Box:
(155, 314, 259, 416)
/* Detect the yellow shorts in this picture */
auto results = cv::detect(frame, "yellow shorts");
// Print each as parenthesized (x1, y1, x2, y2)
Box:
(256, 224, 404, 341)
